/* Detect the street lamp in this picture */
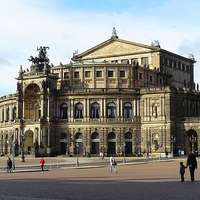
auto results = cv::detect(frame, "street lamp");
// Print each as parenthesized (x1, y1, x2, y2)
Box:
(76, 142, 79, 167)
(123, 142, 126, 163)
(0, 139, 3, 156)
(20, 133, 26, 162)
(159, 142, 162, 161)
(169, 135, 176, 156)
(190, 135, 196, 154)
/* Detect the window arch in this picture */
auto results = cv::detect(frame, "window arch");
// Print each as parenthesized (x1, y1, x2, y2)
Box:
(91, 132, 99, 139)
(75, 132, 82, 139)
(60, 104, 68, 119)
(124, 132, 132, 139)
(75, 103, 83, 119)
(108, 132, 116, 139)
(124, 102, 132, 118)
(61, 132, 67, 139)
(91, 103, 100, 118)
(107, 102, 116, 118)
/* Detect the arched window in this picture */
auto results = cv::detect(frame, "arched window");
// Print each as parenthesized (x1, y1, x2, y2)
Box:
(75, 132, 82, 139)
(61, 132, 67, 139)
(12, 107, 16, 120)
(124, 102, 132, 118)
(60, 104, 68, 119)
(108, 132, 116, 139)
(75, 103, 83, 119)
(6, 108, 9, 121)
(124, 132, 132, 139)
(91, 132, 99, 139)
(107, 103, 116, 118)
(91, 103, 100, 118)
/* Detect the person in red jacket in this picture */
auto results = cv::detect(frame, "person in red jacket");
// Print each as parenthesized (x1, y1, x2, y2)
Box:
(40, 157, 45, 172)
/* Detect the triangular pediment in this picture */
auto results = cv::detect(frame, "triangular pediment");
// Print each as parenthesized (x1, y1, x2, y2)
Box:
(73, 37, 159, 61)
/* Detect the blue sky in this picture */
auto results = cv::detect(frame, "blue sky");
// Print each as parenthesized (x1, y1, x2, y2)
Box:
(0, 0, 200, 96)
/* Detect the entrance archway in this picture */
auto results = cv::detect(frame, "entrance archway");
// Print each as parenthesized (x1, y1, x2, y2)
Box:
(91, 132, 99, 154)
(107, 132, 116, 155)
(24, 130, 33, 154)
(124, 132, 132, 155)
(75, 132, 83, 155)
(60, 133, 68, 155)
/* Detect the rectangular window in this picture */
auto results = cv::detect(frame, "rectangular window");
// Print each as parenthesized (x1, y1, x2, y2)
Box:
(121, 59, 129, 64)
(108, 71, 114, 77)
(96, 71, 102, 77)
(74, 72, 79, 78)
(120, 71, 125, 77)
(85, 71, 90, 78)
(174, 61, 177, 68)
(159, 78, 162, 84)
(139, 73, 142, 80)
(64, 72, 69, 78)
(141, 57, 149, 66)
(186, 65, 190, 72)
(150, 75, 153, 83)
(169, 60, 172, 68)
(178, 62, 181, 70)
(182, 64, 185, 71)
(131, 58, 138, 65)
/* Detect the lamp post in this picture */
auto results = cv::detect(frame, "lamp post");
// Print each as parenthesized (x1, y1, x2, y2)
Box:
(123, 142, 126, 163)
(0, 139, 3, 156)
(159, 142, 162, 161)
(76, 142, 79, 167)
(20, 133, 26, 162)
(169, 135, 176, 156)
(190, 135, 196, 154)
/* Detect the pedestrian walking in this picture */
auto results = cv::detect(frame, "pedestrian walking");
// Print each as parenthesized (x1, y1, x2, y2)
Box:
(165, 150, 168, 158)
(99, 151, 104, 159)
(40, 157, 45, 172)
(110, 154, 118, 173)
(6, 157, 12, 173)
(186, 151, 197, 181)
(180, 162, 187, 182)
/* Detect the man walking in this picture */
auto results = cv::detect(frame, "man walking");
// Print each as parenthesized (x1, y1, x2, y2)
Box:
(187, 151, 197, 181)
(110, 155, 118, 173)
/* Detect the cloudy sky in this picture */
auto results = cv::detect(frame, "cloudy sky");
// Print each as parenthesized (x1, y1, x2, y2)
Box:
(0, 0, 200, 96)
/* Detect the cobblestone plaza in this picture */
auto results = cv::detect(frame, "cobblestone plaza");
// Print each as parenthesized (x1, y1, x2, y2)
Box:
(0, 157, 199, 199)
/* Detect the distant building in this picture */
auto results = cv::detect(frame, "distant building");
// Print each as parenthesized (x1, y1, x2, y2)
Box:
(0, 29, 199, 157)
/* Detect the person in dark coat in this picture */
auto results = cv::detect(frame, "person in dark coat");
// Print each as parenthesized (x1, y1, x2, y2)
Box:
(6, 157, 12, 173)
(186, 152, 197, 181)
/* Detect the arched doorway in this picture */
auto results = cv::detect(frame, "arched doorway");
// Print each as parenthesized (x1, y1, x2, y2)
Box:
(24, 130, 33, 155)
(107, 132, 116, 155)
(186, 129, 198, 154)
(124, 132, 132, 155)
(60, 133, 68, 155)
(91, 132, 99, 154)
(75, 132, 83, 155)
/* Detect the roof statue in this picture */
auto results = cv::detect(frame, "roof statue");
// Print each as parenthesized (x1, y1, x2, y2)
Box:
(151, 40, 160, 48)
(111, 27, 118, 38)
(28, 46, 50, 64)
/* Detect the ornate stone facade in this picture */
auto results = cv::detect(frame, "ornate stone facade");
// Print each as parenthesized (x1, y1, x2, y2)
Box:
(0, 30, 199, 157)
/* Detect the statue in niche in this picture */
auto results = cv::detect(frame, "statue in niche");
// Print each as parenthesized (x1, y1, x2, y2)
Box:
(153, 104, 158, 117)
